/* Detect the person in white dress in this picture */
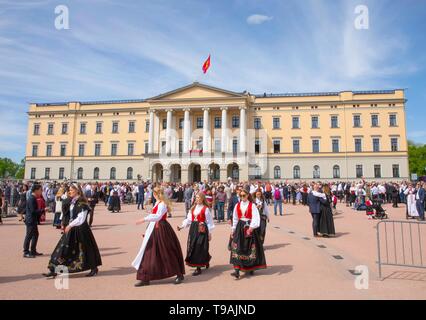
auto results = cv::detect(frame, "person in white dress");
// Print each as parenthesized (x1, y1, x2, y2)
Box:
(404, 184, 419, 218)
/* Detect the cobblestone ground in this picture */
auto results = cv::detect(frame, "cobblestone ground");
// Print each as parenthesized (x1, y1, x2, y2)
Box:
(1, 201, 425, 300)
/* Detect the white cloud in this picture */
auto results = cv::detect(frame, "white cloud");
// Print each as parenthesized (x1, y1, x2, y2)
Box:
(246, 14, 273, 25)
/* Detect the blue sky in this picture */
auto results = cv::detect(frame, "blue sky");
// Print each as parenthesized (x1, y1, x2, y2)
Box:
(0, 0, 425, 162)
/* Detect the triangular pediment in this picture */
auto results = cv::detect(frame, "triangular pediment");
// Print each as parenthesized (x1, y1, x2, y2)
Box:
(148, 82, 245, 101)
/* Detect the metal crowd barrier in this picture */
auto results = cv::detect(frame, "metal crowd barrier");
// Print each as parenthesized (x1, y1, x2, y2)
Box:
(377, 220, 426, 279)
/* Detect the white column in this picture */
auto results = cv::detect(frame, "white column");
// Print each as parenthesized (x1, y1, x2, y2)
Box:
(239, 106, 247, 153)
(148, 110, 155, 154)
(183, 108, 191, 153)
(166, 109, 173, 154)
(202, 108, 210, 152)
(221, 107, 228, 153)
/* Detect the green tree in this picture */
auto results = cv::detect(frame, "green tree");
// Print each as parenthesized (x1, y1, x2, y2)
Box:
(408, 141, 426, 177)
(0, 157, 25, 179)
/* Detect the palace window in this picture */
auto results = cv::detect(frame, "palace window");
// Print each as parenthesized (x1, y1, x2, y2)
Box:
(196, 117, 203, 129)
(333, 165, 340, 179)
(46, 145, 52, 157)
(32, 145, 38, 157)
(60, 144, 66, 157)
(128, 143, 134, 156)
(214, 117, 221, 129)
(58, 167, 64, 180)
(96, 122, 102, 134)
(80, 122, 87, 134)
(111, 143, 118, 156)
(77, 167, 83, 180)
(162, 119, 167, 129)
(232, 139, 238, 154)
(389, 114, 397, 127)
(374, 165, 381, 178)
(293, 140, 300, 153)
(274, 166, 281, 179)
(331, 115, 338, 128)
(293, 166, 300, 179)
(332, 139, 339, 153)
(47, 123, 54, 135)
(44, 168, 50, 180)
(127, 167, 133, 180)
(61, 123, 68, 134)
(371, 114, 379, 127)
(128, 121, 135, 133)
(254, 117, 261, 129)
(273, 140, 280, 153)
(356, 165, 363, 178)
(93, 167, 99, 180)
(110, 167, 116, 180)
(232, 116, 240, 128)
(391, 138, 398, 151)
(30, 168, 36, 180)
(112, 122, 119, 133)
(312, 139, 320, 153)
(145, 120, 149, 133)
(255, 139, 260, 154)
(144, 142, 149, 154)
(311, 116, 319, 129)
(353, 115, 361, 128)
(94, 143, 101, 156)
(292, 116, 300, 129)
(355, 138, 362, 152)
(393, 164, 400, 178)
(33, 124, 40, 135)
(78, 144, 85, 156)
(313, 165, 320, 179)
(373, 138, 380, 152)
(179, 118, 184, 129)
(273, 117, 280, 129)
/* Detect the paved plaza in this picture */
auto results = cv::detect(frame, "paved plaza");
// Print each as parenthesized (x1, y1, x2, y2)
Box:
(1, 201, 425, 300)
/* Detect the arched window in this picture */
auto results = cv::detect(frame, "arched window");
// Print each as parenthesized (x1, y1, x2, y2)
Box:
(77, 167, 83, 180)
(127, 167, 133, 180)
(313, 165, 320, 179)
(93, 167, 99, 180)
(110, 167, 116, 180)
(231, 164, 239, 180)
(333, 165, 340, 179)
(274, 166, 281, 179)
(293, 166, 300, 179)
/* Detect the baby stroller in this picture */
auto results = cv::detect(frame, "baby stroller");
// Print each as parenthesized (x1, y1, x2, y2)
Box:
(372, 199, 388, 220)
(124, 192, 133, 205)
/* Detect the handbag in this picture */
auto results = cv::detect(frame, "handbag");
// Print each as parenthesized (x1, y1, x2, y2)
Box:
(198, 222, 207, 234)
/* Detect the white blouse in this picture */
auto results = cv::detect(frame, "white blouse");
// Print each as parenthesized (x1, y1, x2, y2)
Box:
(232, 200, 260, 232)
(180, 204, 215, 233)
(255, 198, 269, 218)
(144, 202, 168, 222)
(68, 204, 88, 227)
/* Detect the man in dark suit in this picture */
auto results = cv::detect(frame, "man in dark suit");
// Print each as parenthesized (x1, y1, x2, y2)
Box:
(416, 182, 425, 221)
(137, 183, 145, 210)
(307, 183, 327, 237)
(85, 184, 99, 227)
(23, 184, 43, 258)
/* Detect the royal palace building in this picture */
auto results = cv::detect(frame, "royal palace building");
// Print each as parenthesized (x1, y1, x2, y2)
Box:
(25, 82, 409, 182)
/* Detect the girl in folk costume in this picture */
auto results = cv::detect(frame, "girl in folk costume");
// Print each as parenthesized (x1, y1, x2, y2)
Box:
(404, 184, 419, 219)
(254, 191, 269, 245)
(365, 197, 374, 220)
(43, 184, 102, 278)
(177, 192, 215, 276)
(132, 187, 185, 287)
(229, 189, 267, 279)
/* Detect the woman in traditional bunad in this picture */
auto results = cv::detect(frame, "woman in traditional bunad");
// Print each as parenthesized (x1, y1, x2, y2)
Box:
(254, 190, 269, 245)
(43, 183, 102, 278)
(178, 192, 214, 276)
(132, 187, 185, 287)
(404, 184, 419, 219)
(229, 189, 267, 279)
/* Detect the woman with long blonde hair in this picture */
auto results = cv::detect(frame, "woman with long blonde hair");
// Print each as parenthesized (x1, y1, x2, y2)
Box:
(132, 187, 185, 286)
(178, 192, 214, 276)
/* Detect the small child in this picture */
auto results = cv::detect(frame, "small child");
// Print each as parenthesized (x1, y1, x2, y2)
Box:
(332, 194, 338, 209)
(365, 197, 374, 220)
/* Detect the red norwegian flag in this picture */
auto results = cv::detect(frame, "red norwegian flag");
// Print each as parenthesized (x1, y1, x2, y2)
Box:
(202, 54, 211, 74)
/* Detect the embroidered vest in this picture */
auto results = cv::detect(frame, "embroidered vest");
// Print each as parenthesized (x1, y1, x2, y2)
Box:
(191, 206, 207, 222)
(236, 202, 253, 220)
(152, 202, 167, 221)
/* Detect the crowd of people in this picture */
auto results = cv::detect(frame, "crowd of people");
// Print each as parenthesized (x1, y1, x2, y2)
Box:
(0, 178, 425, 286)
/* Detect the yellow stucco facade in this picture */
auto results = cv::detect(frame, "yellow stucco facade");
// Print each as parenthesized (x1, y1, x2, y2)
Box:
(25, 82, 409, 182)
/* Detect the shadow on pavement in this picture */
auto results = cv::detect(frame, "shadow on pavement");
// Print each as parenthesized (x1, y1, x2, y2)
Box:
(384, 271, 426, 282)
(263, 243, 291, 251)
